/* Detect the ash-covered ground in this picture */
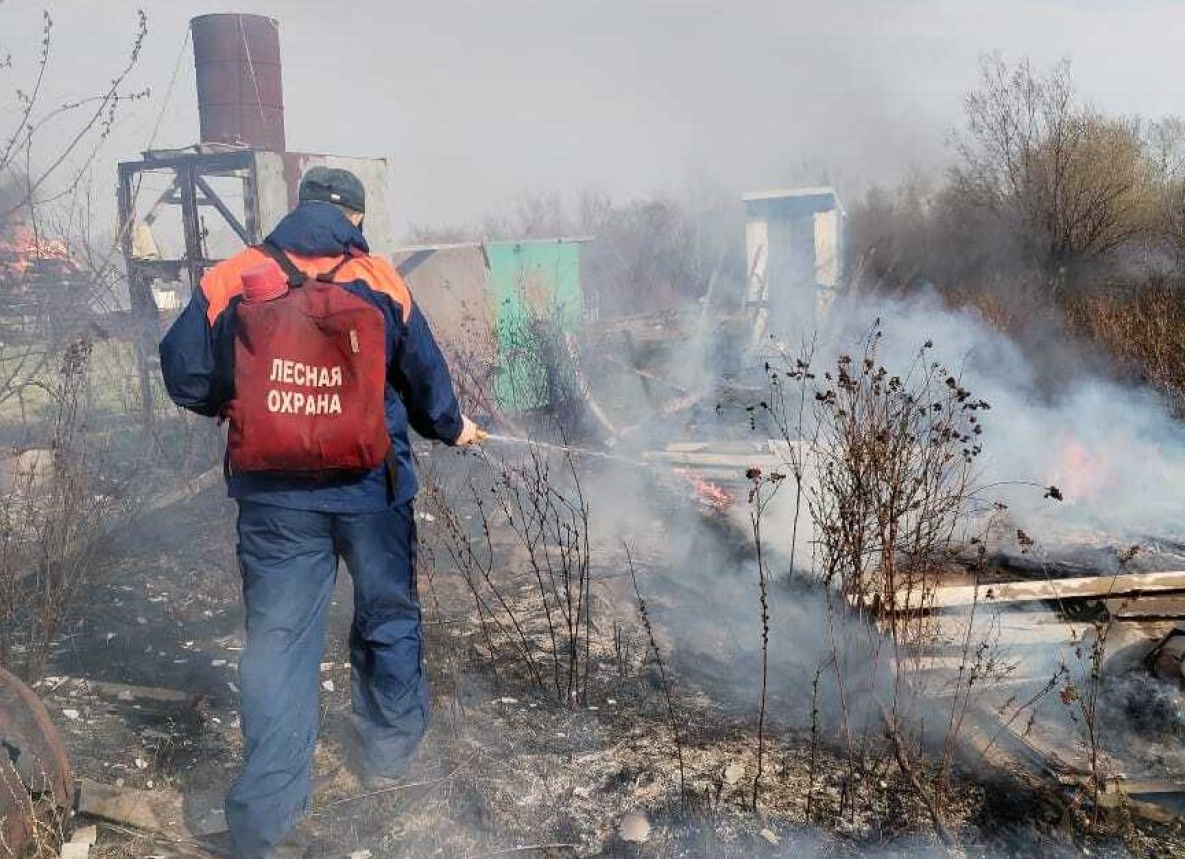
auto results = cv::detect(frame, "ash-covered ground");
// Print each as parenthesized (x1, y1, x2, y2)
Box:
(28, 449, 1185, 859)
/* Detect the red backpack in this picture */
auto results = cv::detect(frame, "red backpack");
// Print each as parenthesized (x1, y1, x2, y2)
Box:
(224, 243, 392, 474)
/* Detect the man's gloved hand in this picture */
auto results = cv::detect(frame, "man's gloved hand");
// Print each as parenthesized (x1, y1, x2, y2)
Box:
(453, 415, 486, 446)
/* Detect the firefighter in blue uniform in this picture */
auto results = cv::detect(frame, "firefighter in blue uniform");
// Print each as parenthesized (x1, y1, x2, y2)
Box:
(160, 167, 481, 858)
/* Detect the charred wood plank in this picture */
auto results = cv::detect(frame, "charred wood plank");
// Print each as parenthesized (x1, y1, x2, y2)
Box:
(68, 678, 198, 706)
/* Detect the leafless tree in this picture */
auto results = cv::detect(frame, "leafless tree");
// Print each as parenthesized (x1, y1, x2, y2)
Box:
(0, 9, 149, 407)
(0, 10, 148, 227)
(411, 187, 743, 320)
(952, 55, 1155, 287)
(1143, 117, 1185, 262)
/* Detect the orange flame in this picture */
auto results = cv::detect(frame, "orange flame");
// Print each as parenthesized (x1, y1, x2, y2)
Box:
(0, 223, 75, 278)
(1050, 436, 1110, 502)
(680, 470, 735, 511)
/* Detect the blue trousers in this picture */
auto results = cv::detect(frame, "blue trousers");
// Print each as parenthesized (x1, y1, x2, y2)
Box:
(226, 501, 429, 859)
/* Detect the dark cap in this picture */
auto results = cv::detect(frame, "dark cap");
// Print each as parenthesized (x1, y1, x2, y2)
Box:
(298, 166, 365, 213)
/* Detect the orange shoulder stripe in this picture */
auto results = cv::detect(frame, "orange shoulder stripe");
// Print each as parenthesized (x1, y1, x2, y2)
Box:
(339, 255, 413, 322)
(201, 247, 268, 324)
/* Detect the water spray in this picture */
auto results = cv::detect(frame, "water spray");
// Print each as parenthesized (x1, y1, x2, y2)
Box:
(477, 431, 652, 468)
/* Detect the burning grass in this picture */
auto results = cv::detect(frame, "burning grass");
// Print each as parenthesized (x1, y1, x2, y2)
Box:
(0, 300, 1178, 859)
(7, 430, 1182, 858)
(1, 260, 1181, 856)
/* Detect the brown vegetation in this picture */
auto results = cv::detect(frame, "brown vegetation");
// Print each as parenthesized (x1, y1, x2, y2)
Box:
(1063, 280, 1185, 414)
(849, 55, 1185, 410)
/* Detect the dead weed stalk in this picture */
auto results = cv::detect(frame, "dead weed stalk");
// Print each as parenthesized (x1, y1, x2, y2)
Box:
(422, 440, 594, 707)
(1, 338, 116, 682)
(626, 543, 686, 807)
(746, 466, 784, 810)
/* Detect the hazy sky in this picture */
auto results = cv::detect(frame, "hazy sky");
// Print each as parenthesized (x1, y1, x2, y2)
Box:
(2, 0, 1183, 236)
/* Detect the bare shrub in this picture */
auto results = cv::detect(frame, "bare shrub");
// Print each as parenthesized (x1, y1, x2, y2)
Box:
(493, 297, 583, 422)
(441, 310, 518, 431)
(447, 280, 617, 441)
(423, 443, 594, 707)
(0, 754, 68, 859)
(0, 458, 38, 667)
(806, 325, 987, 626)
(0, 338, 118, 681)
(760, 323, 1017, 843)
(625, 544, 686, 805)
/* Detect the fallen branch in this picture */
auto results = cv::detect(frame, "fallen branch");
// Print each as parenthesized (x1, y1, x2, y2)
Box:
(139, 466, 222, 516)
(97, 821, 228, 859)
(76, 779, 226, 839)
(602, 354, 689, 395)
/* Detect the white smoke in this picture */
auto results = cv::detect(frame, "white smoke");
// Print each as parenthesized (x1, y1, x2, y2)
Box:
(808, 289, 1185, 548)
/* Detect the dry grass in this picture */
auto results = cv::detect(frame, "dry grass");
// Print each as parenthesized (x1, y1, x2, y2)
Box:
(1063, 279, 1185, 414)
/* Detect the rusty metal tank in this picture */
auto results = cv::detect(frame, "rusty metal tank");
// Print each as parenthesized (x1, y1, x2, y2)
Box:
(0, 666, 73, 853)
(191, 13, 286, 152)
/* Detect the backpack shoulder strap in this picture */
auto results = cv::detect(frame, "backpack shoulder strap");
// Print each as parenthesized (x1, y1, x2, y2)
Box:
(315, 254, 354, 283)
(257, 241, 307, 287)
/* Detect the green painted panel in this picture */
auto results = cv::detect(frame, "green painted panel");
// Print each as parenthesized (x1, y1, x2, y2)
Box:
(486, 240, 583, 412)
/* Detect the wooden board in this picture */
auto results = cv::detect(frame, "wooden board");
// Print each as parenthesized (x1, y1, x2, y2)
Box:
(77, 779, 227, 838)
(924, 611, 1093, 649)
(652, 451, 784, 469)
(1062, 775, 1185, 823)
(1060, 774, 1185, 795)
(1106, 595, 1185, 620)
(885, 570, 1185, 612)
(64, 677, 197, 705)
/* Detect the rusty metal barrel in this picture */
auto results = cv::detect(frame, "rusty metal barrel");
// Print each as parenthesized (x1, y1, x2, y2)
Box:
(0, 666, 73, 853)
(191, 13, 286, 152)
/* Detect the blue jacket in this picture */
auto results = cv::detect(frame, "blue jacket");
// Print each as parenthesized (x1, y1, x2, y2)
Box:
(159, 202, 463, 512)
